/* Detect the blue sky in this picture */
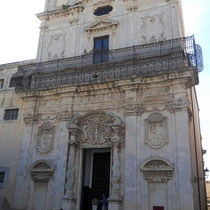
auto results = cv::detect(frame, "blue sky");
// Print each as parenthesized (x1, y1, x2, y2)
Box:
(0, 0, 209, 177)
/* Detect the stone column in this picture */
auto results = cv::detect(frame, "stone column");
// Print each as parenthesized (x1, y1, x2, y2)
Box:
(108, 124, 123, 210)
(63, 127, 79, 210)
(124, 102, 139, 210)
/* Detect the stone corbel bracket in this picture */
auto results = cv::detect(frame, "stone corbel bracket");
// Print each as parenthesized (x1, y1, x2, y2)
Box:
(30, 161, 54, 182)
(141, 159, 173, 183)
(85, 20, 119, 35)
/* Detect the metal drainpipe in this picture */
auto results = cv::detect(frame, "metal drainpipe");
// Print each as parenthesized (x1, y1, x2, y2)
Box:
(190, 87, 202, 210)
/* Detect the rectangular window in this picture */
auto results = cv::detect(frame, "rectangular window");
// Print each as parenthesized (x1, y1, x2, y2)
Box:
(9, 78, 16, 87)
(0, 172, 5, 183)
(0, 79, 4, 89)
(4, 109, 19, 121)
(94, 36, 109, 64)
(153, 207, 164, 210)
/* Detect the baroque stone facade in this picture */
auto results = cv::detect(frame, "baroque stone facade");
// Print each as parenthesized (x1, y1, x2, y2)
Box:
(0, 0, 207, 210)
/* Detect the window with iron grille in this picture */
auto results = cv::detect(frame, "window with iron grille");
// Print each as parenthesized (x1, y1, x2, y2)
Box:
(4, 109, 19, 121)
(9, 78, 16, 87)
(0, 79, 4, 89)
(0, 172, 5, 183)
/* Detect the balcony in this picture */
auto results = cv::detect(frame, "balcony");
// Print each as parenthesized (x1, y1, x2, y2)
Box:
(13, 36, 203, 92)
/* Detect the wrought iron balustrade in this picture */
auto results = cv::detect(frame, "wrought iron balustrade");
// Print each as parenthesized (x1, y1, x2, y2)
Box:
(13, 36, 203, 91)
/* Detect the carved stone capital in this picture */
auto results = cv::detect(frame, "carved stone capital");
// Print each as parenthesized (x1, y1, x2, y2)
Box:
(23, 113, 42, 124)
(124, 104, 144, 115)
(56, 110, 72, 121)
(167, 97, 189, 112)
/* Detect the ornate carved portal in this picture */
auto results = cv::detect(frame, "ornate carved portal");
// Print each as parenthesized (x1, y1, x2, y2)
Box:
(65, 111, 124, 206)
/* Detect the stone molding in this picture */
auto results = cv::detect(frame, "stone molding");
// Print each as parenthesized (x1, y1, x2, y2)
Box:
(30, 160, 54, 182)
(141, 159, 173, 183)
(37, 5, 84, 22)
(37, 122, 55, 153)
(85, 20, 119, 35)
(145, 112, 168, 149)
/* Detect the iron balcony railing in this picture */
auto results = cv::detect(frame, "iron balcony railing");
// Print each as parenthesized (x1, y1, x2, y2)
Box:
(14, 36, 203, 91)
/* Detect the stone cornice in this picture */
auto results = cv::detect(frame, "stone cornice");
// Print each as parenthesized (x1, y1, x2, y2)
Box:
(37, 5, 84, 20)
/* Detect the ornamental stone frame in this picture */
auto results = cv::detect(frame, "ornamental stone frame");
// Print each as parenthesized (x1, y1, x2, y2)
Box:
(65, 111, 124, 210)
(145, 112, 168, 149)
(37, 122, 55, 153)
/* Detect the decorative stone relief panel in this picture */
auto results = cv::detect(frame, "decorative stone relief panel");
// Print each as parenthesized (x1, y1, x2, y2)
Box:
(141, 13, 166, 44)
(167, 97, 189, 112)
(145, 112, 168, 149)
(47, 33, 66, 60)
(30, 161, 54, 182)
(141, 159, 173, 183)
(37, 122, 55, 153)
(66, 111, 124, 145)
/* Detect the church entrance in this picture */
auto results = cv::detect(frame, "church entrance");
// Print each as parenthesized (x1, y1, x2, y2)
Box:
(81, 149, 111, 210)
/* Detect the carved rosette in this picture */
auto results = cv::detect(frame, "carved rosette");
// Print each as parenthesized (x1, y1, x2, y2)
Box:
(37, 122, 55, 153)
(141, 159, 173, 183)
(30, 161, 54, 182)
(145, 112, 168, 149)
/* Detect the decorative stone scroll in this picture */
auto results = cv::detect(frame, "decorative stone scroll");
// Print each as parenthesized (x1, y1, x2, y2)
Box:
(145, 112, 168, 149)
(37, 122, 55, 153)
(141, 159, 173, 183)
(30, 161, 54, 182)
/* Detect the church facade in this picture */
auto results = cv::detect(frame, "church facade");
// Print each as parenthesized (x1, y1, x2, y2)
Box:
(0, 0, 207, 210)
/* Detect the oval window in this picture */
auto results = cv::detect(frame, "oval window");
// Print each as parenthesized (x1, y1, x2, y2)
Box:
(94, 5, 113, 16)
